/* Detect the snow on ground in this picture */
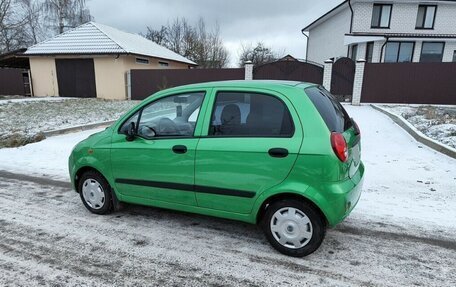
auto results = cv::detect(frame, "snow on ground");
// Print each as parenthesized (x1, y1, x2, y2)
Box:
(0, 129, 102, 181)
(345, 105, 456, 235)
(0, 97, 139, 148)
(1, 175, 454, 286)
(381, 104, 456, 148)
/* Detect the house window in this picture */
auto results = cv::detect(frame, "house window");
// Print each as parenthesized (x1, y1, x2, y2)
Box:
(420, 42, 444, 62)
(366, 42, 374, 63)
(159, 61, 169, 67)
(384, 42, 414, 63)
(453, 50, 456, 62)
(135, 57, 149, 64)
(416, 5, 436, 29)
(371, 4, 392, 28)
(351, 44, 358, 61)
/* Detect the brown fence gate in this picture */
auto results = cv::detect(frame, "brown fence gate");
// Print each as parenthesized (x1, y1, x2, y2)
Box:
(331, 57, 355, 101)
(253, 59, 323, 84)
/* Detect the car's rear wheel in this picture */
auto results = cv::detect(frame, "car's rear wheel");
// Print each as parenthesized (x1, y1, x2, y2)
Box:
(78, 171, 113, 215)
(262, 199, 325, 257)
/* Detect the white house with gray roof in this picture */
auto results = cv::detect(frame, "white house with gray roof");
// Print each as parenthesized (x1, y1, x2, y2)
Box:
(25, 22, 196, 99)
(302, 0, 456, 64)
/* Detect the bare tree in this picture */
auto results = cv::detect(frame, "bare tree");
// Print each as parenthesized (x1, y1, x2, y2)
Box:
(0, 0, 28, 53)
(144, 17, 229, 68)
(0, 0, 94, 53)
(43, 0, 92, 34)
(143, 25, 167, 46)
(238, 42, 280, 67)
(205, 22, 228, 68)
(19, 0, 44, 45)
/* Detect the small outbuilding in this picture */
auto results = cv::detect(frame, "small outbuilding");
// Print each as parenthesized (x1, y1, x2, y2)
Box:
(24, 22, 197, 100)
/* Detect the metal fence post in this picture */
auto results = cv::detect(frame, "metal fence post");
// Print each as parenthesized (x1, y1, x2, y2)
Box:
(244, 61, 253, 80)
(323, 59, 333, 91)
(352, 59, 366, 106)
(126, 70, 131, 100)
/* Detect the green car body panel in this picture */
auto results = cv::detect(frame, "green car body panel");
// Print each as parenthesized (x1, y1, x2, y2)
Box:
(69, 80, 364, 227)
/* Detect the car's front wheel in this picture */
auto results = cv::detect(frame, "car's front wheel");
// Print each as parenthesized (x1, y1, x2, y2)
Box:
(262, 199, 326, 257)
(78, 170, 113, 215)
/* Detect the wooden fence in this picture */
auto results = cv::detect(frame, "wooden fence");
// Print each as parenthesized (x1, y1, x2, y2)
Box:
(0, 68, 26, 96)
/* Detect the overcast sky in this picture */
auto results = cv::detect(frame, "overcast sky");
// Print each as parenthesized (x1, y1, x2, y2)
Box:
(87, 0, 342, 67)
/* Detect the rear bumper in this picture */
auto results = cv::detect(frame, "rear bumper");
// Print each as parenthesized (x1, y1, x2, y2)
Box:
(318, 162, 364, 227)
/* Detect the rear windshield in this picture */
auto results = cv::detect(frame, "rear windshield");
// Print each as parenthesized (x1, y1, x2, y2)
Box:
(305, 86, 352, 132)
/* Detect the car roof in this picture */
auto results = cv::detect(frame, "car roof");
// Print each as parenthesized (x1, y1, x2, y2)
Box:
(161, 80, 318, 93)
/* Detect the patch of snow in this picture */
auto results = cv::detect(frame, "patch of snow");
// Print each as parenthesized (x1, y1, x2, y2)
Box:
(345, 105, 456, 231)
(0, 98, 139, 147)
(0, 129, 102, 181)
(427, 123, 456, 148)
(382, 104, 456, 148)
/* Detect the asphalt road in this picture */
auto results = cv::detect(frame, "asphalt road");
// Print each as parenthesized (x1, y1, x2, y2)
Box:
(0, 171, 455, 287)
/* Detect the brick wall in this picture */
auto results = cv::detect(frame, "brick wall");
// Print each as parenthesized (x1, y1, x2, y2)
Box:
(352, 2, 456, 35)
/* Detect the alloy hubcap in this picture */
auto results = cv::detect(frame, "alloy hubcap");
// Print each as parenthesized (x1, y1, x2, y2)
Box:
(82, 179, 105, 209)
(270, 207, 313, 249)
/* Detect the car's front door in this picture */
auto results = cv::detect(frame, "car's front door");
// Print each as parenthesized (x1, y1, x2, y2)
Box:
(111, 91, 207, 206)
(195, 88, 303, 214)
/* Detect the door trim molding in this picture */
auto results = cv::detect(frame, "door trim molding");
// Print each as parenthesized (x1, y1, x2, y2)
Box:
(115, 178, 256, 198)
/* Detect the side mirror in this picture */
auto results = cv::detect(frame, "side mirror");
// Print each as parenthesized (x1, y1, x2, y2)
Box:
(126, 122, 136, 141)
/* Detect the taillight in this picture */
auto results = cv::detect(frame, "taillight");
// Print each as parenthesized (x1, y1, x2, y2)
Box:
(331, 132, 348, 162)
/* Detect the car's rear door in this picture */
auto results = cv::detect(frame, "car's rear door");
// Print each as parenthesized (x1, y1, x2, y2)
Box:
(305, 86, 361, 179)
(194, 88, 303, 214)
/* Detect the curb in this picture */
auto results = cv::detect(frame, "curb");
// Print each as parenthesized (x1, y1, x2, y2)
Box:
(371, 104, 456, 159)
(43, 120, 116, 137)
(0, 170, 71, 189)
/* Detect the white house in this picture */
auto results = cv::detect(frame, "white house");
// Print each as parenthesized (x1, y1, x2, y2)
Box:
(302, 0, 456, 64)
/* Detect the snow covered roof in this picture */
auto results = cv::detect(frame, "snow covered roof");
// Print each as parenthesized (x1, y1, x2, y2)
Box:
(24, 22, 196, 65)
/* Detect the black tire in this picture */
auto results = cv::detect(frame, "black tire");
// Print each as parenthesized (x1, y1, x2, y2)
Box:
(77, 170, 113, 215)
(261, 199, 326, 257)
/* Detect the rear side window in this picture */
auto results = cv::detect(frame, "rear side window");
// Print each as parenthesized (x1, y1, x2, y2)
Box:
(209, 92, 294, 137)
(305, 86, 352, 132)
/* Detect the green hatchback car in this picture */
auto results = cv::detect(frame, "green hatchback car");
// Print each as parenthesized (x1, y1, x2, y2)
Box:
(69, 80, 364, 257)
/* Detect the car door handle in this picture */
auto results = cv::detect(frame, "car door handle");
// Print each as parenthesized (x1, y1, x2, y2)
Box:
(172, 145, 187, 154)
(268, 148, 288, 158)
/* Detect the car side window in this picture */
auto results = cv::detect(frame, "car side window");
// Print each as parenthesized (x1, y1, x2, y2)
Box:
(209, 92, 294, 137)
(305, 87, 351, 133)
(120, 92, 204, 139)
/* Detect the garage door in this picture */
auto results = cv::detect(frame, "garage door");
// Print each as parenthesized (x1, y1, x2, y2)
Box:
(56, 59, 96, 98)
